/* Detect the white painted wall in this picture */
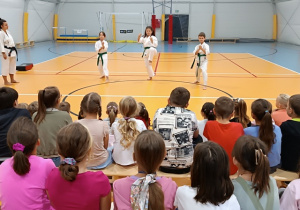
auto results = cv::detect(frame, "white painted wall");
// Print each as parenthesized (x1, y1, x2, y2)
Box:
(58, 0, 274, 41)
(0, 0, 24, 43)
(2, 0, 300, 44)
(277, 0, 300, 45)
(28, 0, 56, 42)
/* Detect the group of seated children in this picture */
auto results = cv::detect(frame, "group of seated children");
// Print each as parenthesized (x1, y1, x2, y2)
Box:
(0, 86, 300, 209)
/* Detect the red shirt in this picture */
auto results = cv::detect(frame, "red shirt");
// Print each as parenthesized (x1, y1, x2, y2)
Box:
(204, 121, 244, 175)
(46, 168, 111, 210)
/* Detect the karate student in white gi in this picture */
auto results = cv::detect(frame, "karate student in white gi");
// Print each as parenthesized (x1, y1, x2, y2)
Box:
(192, 32, 210, 90)
(138, 26, 158, 80)
(95, 31, 109, 81)
(0, 18, 18, 85)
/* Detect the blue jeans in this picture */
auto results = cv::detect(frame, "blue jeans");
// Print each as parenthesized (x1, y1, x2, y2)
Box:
(51, 156, 61, 167)
(88, 147, 113, 170)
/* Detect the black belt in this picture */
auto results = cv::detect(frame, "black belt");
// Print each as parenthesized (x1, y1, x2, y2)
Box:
(4, 46, 18, 61)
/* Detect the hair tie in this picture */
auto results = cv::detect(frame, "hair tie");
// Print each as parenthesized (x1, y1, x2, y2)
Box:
(265, 110, 269, 113)
(13, 143, 25, 152)
(255, 149, 266, 165)
(209, 110, 213, 113)
(61, 158, 76, 166)
(131, 174, 156, 210)
(124, 117, 131, 121)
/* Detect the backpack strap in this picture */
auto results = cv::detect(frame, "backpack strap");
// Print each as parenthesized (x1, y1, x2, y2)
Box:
(235, 177, 274, 210)
(235, 177, 264, 210)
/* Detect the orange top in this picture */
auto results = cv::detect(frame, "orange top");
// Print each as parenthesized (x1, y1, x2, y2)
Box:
(204, 121, 244, 175)
(272, 109, 291, 126)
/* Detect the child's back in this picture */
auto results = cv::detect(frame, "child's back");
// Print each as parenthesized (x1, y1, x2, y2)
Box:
(114, 176, 176, 209)
(280, 94, 300, 172)
(113, 130, 177, 210)
(0, 117, 55, 210)
(46, 169, 110, 209)
(272, 94, 291, 126)
(0, 156, 55, 209)
(204, 121, 244, 174)
(204, 97, 244, 175)
(280, 119, 300, 171)
(46, 122, 111, 209)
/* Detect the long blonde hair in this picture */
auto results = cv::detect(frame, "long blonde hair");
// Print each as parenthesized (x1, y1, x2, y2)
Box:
(118, 97, 140, 149)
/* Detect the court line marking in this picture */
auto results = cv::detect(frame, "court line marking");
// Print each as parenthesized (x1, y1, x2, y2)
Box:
(248, 53, 300, 75)
(154, 53, 161, 73)
(30, 70, 298, 75)
(218, 53, 257, 78)
(18, 93, 277, 100)
(55, 54, 97, 75)
(34, 51, 75, 65)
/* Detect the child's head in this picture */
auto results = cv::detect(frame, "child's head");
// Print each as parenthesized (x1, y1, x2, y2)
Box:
(27, 101, 38, 116)
(168, 87, 190, 108)
(214, 96, 234, 119)
(0, 18, 7, 31)
(191, 141, 233, 205)
(80, 92, 102, 118)
(16, 103, 28, 109)
(287, 94, 300, 118)
(137, 102, 150, 128)
(0, 87, 18, 110)
(57, 122, 92, 181)
(134, 130, 165, 173)
(276, 94, 289, 109)
(106, 101, 118, 126)
(34, 86, 61, 124)
(233, 98, 250, 128)
(198, 32, 206, 43)
(118, 96, 140, 148)
(132, 130, 165, 210)
(251, 99, 274, 152)
(201, 102, 215, 120)
(232, 135, 270, 198)
(99, 31, 106, 41)
(7, 117, 39, 175)
(58, 101, 71, 113)
(144, 26, 155, 37)
(119, 96, 138, 118)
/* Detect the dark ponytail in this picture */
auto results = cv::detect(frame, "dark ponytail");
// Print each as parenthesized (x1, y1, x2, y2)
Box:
(201, 102, 215, 121)
(251, 99, 275, 152)
(232, 135, 270, 198)
(57, 123, 92, 182)
(34, 86, 60, 124)
(7, 117, 38, 176)
(137, 102, 150, 128)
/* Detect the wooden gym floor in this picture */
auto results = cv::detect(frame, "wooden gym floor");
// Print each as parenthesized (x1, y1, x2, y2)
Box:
(12, 51, 300, 120)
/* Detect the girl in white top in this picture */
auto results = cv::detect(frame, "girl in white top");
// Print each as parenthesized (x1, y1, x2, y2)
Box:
(0, 18, 18, 85)
(138, 26, 158, 80)
(111, 96, 147, 165)
(197, 102, 215, 142)
(77, 92, 111, 169)
(192, 32, 210, 90)
(95, 31, 109, 81)
(174, 141, 240, 210)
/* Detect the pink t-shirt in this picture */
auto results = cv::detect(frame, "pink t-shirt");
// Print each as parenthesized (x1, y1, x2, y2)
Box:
(0, 155, 55, 210)
(271, 109, 291, 126)
(113, 176, 177, 210)
(46, 168, 111, 210)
